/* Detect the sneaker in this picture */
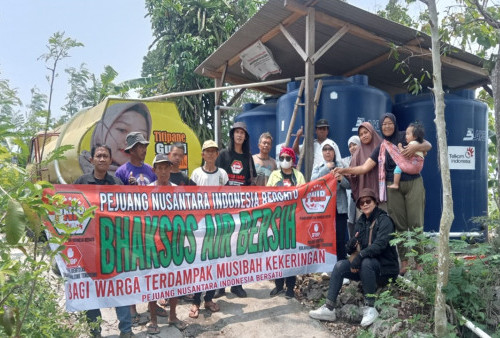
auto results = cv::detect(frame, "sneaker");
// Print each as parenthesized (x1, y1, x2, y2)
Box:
(213, 288, 226, 299)
(360, 306, 379, 327)
(285, 289, 295, 299)
(269, 287, 284, 297)
(342, 278, 350, 285)
(309, 304, 336, 321)
(230, 285, 247, 298)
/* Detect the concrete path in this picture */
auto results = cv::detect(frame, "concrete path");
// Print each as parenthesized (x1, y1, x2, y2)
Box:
(100, 280, 330, 337)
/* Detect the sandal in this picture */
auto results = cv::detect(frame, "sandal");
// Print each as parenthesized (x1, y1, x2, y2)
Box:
(132, 313, 149, 327)
(155, 306, 169, 317)
(204, 301, 220, 312)
(189, 304, 199, 319)
(147, 324, 160, 335)
(169, 319, 188, 330)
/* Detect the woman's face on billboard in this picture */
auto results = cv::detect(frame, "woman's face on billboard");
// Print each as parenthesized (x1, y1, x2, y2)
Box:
(105, 110, 148, 165)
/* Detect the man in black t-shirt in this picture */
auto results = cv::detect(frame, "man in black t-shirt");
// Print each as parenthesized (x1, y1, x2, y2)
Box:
(73, 144, 133, 337)
(168, 142, 196, 186)
(214, 122, 256, 299)
(216, 121, 256, 186)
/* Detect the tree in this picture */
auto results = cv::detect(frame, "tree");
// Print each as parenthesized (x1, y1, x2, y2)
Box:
(418, 0, 454, 335)
(37, 32, 83, 160)
(141, 0, 264, 143)
(377, 0, 419, 28)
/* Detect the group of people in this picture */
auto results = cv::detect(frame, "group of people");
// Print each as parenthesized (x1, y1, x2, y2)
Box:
(73, 112, 430, 335)
(307, 113, 430, 327)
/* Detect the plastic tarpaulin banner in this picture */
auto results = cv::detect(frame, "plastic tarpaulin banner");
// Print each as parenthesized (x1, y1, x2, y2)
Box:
(239, 40, 281, 80)
(46, 175, 337, 311)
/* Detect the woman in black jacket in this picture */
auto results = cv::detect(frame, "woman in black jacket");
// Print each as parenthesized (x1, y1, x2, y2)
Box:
(309, 188, 399, 327)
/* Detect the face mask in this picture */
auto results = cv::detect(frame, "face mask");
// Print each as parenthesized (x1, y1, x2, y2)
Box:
(280, 159, 292, 169)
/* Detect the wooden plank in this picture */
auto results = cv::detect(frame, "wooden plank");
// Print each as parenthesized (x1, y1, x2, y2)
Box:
(311, 24, 350, 63)
(280, 24, 308, 62)
(285, 0, 488, 78)
(404, 45, 489, 77)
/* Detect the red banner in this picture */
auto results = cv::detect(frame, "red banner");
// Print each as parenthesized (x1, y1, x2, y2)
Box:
(46, 175, 337, 311)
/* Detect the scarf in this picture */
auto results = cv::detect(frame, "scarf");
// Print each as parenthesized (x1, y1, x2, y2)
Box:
(378, 140, 424, 201)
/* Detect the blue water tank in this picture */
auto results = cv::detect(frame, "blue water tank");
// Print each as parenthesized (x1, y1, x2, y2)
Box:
(235, 97, 278, 158)
(276, 75, 392, 158)
(393, 90, 488, 234)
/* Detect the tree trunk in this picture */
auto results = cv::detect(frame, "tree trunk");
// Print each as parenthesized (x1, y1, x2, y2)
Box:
(424, 0, 454, 336)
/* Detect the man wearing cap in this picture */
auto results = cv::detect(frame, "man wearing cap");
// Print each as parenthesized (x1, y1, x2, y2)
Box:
(73, 143, 133, 337)
(252, 132, 277, 186)
(191, 140, 228, 186)
(115, 131, 156, 185)
(188, 140, 227, 318)
(143, 153, 187, 334)
(292, 119, 342, 176)
(214, 121, 256, 298)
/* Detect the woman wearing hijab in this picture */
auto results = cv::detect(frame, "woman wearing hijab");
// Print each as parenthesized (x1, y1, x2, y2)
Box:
(348, 122, 383, 205)
(342, 135, 361, 238)
(311, 140, 350, 260)
(79, 102, 152, 175)
(335, 114, 431, 275)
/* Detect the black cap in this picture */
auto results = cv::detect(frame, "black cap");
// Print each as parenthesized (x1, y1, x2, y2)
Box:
(316, 119, 330, 128)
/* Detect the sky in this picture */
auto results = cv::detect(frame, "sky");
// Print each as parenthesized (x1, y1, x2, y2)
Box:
(0, 0, 153, 118)
(0, 0, 447, 120)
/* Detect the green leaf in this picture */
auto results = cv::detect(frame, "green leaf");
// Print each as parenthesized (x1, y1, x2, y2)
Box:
(5, 199, 27, 245)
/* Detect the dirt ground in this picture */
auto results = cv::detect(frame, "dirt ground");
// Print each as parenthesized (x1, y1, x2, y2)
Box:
(99, 279, 331, 338)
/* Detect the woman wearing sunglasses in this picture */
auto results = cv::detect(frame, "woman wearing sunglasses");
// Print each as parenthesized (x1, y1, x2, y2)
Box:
(309, 188, 399, 327)
(311, 139, 350, 261)
(266, 147, 305, 299)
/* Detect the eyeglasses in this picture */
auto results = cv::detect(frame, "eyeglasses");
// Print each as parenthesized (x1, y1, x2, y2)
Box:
(279, 156, 292, 162)
(358, 198, 373, 206)
(382, 122, 394, 127)
(322, 147, 334, 152)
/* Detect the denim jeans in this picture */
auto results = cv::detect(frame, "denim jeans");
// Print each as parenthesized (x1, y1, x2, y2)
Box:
(86, 306, 132, 334)
(115, 305, 132, 333)
(326, 258, 395, 307)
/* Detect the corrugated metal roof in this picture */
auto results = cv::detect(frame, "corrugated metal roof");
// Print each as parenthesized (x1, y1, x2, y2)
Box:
(195, 0, 489, 96)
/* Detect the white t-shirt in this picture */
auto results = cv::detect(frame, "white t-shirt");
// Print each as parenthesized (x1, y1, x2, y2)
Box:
(148, 181, 177, 186)
(190, 166, 229, 186)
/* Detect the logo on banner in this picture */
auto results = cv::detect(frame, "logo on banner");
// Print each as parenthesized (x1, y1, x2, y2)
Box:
(302, 181, 332, 213)
(308, 222, 324, 239)
(448, 146, 476, 170)
(63, 245, 82, 268)
(231, 160, 243, 174)
(49, 192, 92, 235)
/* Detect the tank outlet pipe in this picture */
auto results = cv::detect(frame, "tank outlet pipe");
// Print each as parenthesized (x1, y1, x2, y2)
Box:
(216, 106, 242, 111)
(398, 276, 491, 338)
(143, 74, 332, 101)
